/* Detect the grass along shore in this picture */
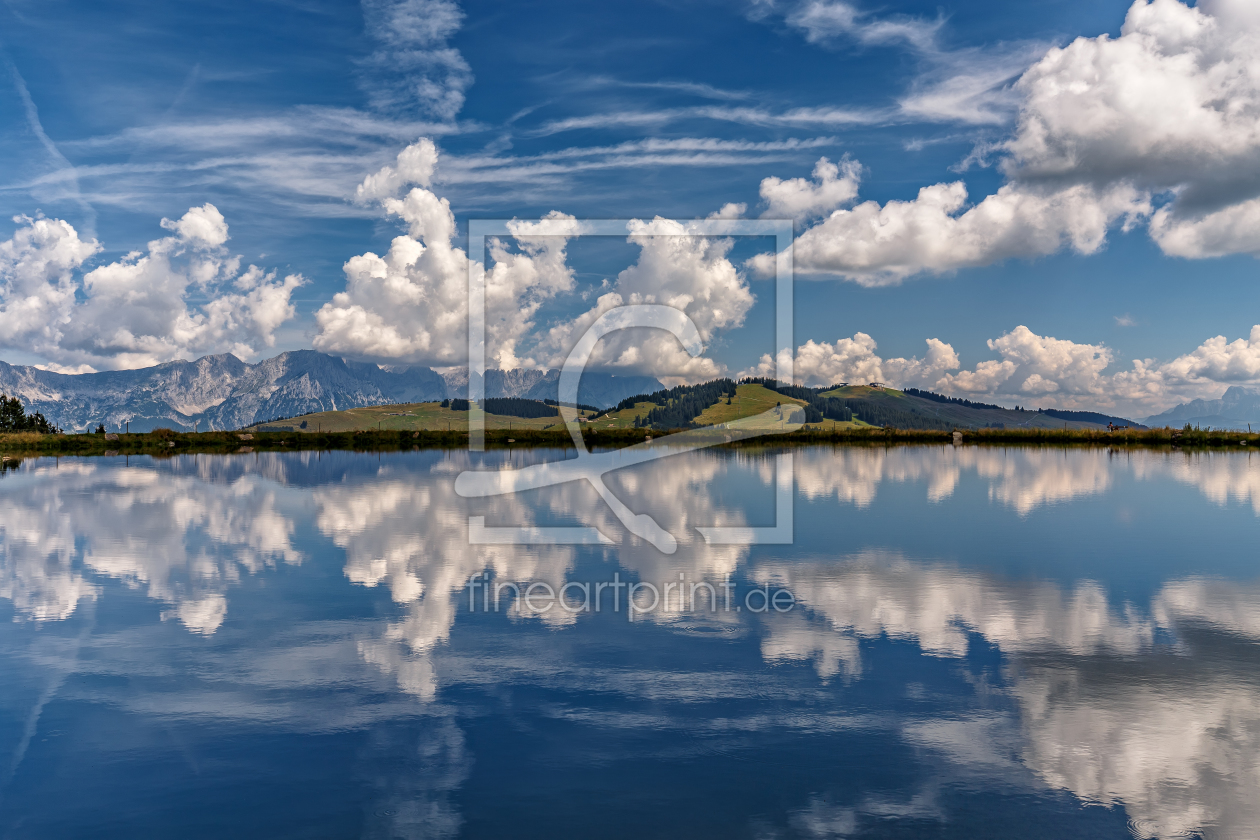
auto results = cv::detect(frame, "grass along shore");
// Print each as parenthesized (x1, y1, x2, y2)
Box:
(1, 423, 1257, 460)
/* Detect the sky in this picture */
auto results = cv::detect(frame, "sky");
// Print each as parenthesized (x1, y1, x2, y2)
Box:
(1, 0, 1259, 418)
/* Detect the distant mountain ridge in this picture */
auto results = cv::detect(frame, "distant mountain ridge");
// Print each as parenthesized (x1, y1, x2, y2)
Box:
(1145, 386, 1260, 431)
(438, 368, 664, 408)
(0, 352, 664, 432)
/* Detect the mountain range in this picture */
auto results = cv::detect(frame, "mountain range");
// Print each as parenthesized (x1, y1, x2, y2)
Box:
(9, 347, 1249, 434)
(0, 351, 663, 432)
(1145, 386, 1260, 431)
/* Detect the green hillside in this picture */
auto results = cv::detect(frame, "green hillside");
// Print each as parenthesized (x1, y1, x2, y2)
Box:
(246, 401, 590, 433)
(243, 382, 1124, 435)
(819, 385, 1109, 430)
(581, 384, 869, 431)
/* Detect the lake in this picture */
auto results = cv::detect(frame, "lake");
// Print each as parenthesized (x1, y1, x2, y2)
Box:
(0, 445, 1258, 839)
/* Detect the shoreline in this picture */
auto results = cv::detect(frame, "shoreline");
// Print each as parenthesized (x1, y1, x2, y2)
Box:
(0, 425, 1255, 459)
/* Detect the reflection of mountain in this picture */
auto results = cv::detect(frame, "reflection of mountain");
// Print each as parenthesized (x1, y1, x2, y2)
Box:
(755, 552, 1260, 840)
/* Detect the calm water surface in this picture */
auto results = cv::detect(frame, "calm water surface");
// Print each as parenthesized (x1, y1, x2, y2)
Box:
(1, 445, 1259, 839)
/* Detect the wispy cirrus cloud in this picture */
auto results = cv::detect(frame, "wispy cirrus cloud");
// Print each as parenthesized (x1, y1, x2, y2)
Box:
(6, 60, 96, 237)
(441, 136, 841, 185)
(581, 77, 753, 102)
(12, 108, 470, 218)
(897, 41, 1048, 126)
(358, 0, 473, 121)
(28, 129, 840, 218)
(530, 104, 891, 136)
(756, 0, 1047, 127)
(785, 0, 943, 51)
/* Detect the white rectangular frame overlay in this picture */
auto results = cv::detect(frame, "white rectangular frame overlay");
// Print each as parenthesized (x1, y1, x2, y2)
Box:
(465, 218, 795, 547)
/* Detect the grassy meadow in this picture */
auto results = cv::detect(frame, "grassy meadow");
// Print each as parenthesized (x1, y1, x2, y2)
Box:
(245, 401, 589, 433)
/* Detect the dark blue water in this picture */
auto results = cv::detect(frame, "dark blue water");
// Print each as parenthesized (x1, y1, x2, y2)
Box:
(1, 445, 1258, 839)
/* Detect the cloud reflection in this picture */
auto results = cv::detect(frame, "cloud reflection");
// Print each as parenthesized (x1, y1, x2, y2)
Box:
(794, 446, 1114, 514)
(1135, 449, 1260, 516)
(2, 448, 1260, 838)
(756, 551, 1260, 840)
(312, 456, 577, 701)
(795, 446, 1260, 518)
(0, 457, 303, 632)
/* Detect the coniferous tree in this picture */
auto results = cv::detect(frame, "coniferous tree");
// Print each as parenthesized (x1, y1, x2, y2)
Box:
(482, 398, 559, 418)
(0, 394, 60, 434)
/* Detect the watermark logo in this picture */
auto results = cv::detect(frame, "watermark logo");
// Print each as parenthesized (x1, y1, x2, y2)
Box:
(466, 572, 796, 621)
(456, 219, 796, 553)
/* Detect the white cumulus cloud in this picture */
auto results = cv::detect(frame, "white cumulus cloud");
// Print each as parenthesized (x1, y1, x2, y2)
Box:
(940, 326, 1113, 399)
(759, 156, 861, 220)
(757, 181, 1148, 284)
(748, 324, 1260, 417)
(948, 325, 1260, 413)
(355, 137, 439, 202)
(313, 184, 475, 366)
(0, 215, 101, 361)
(742, 333, 960, 389)
(319, 140, 755, 380)
(537, 218, 755, 382)
(316, 140, 583, 370)
(0, 206, 303, 371)
(756, 0, 1260, 282)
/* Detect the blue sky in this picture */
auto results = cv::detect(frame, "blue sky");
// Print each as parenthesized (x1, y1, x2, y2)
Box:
(2, 0, 1259, 416)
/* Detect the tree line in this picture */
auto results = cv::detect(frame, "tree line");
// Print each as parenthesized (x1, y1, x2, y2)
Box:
(740, 378, 854, 424)
(902, 388, 1006, 411)
(0, 394, 60, 434)
(482, 398, 559, 419)
(746, 378, 962, 430)
(543, 398, 599, 412)
(636, 379, 737, 429)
